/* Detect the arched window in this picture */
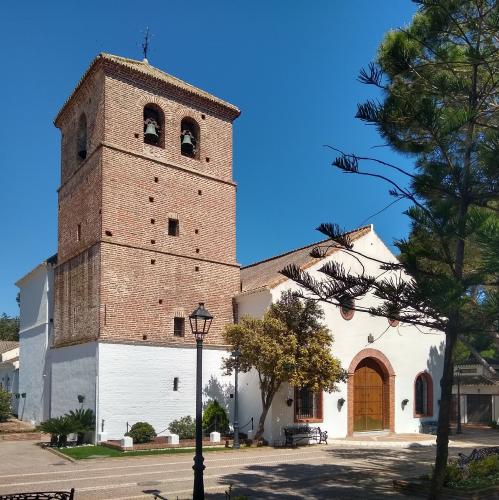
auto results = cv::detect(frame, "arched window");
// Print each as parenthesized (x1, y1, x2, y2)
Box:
(77, 113, 87, 160)
(414, 372, 433, 416)
(339, 296, 355, 320)
(143, 104, 164, 147)
(180, 117, 200, 159)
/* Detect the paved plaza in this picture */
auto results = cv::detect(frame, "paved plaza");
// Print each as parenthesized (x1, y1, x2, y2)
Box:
(0, 427, 497, 499)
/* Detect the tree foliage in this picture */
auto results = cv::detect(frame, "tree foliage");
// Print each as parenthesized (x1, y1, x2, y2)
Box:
(0, 313, 19, 341)
(0, 388, 11, 422)
(223, 291, 345, 441)
(281, 1, 498, 497)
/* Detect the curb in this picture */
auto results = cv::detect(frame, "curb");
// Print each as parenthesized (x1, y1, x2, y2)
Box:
(43, 445, 77, 463)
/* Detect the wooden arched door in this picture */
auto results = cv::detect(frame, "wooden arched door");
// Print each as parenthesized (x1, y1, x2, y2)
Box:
(353, 358, 386, 432)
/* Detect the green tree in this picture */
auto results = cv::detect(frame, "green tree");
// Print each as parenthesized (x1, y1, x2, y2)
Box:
(223, 291, 345, 441)
(0, 313, 19, 341)
(202, 400, 229, 434)
(281, 2, 498, 497)
(0, 387, 11, 422)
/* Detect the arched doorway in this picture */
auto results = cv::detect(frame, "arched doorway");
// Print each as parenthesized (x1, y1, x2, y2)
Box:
(347, 349, 395, 435)
(353, 358, 386, 431)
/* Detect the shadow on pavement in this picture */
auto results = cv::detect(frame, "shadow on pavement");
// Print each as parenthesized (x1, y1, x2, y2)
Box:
(205, 450, 430, 499)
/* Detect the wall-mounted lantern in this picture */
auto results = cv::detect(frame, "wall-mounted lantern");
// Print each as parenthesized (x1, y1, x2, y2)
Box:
(401, 398, 409, 410)
(21, 393, 26, 399)
(337, 397, 346, 411)
(368, 334, 375, 344)
(77, 394, 85, 403)
(286, 397, 294, 407)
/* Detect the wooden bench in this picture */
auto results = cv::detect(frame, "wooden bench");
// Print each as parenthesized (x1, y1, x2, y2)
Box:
(283, 425, 328, 447)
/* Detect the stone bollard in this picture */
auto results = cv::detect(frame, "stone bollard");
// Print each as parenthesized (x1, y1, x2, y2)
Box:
(166, 433, 179, 445)
(121, 435, 133, 450)
(210, 431, 221, 443)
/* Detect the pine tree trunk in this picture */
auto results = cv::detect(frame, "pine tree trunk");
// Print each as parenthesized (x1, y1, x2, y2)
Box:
(429, 319, 458, 499)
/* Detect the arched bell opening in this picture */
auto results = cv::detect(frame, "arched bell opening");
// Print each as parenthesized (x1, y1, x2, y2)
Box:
(180, 117, 200, 159)
(143, 104, 165, 147)
(77, 113, 87, 160)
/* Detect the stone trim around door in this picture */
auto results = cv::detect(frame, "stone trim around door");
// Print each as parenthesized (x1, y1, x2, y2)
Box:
(347, 348, 396, 436)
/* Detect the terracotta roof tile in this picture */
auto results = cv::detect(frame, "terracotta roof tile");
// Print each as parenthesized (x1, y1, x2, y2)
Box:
(240, 225, 372, 293)
(0, 341, 19, 355)
(55, 53, 240, 125)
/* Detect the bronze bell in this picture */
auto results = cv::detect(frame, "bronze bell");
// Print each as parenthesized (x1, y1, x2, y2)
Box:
(181, 132, 194, 155)
(144, 122, 159, 143)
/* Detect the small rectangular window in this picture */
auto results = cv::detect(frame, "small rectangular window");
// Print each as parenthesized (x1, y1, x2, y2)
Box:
(77, 224, 81, 242)
(173, 317, 185, 337)
(168, 218, 179, 236)
(173, 377, 179, 391)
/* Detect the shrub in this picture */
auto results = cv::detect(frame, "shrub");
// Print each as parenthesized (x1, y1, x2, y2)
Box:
(0, 388, 11, 422)
(202, 400, 229, 434)
(126, 422, 156, 444)
(168, 416, 196, 439)
(468, 455, 499, 479)
(67, 408, 95, 445)
(38, 416, 79, 447)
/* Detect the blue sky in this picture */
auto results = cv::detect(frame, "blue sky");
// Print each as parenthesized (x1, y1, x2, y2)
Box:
(0, 1, 418, 317)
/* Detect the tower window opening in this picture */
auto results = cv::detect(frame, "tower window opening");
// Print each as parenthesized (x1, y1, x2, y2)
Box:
(143, 104, 164, 147)
(168, 218, 179, 236)
(174, 317, 185, 337)
(173, 377, 179, 391)
(76, 224, 81, 242)
(77, 113, 87, 160)
(180, 117, 200, 159)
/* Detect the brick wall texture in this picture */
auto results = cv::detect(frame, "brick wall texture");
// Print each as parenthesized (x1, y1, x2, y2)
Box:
(53, 57, 240, 348)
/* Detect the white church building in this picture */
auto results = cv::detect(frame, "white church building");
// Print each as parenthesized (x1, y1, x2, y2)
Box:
(15, 53, 445, 443)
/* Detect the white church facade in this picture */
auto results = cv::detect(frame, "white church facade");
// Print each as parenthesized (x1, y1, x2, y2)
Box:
(15, 53, 444, 443)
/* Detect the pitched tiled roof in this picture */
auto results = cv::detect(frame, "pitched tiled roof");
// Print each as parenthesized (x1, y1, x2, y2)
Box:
(459, 374, 499, 386)
(0, 341, 19, 355)
(55, 53, 240, 124)
(240, 225, 372, 293)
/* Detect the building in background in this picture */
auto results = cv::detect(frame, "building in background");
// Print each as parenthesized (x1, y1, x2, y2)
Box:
(0, 341, 19, 416)
(452, 358, 499, 425)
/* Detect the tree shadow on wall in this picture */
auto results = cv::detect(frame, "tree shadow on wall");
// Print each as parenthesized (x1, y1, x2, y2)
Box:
(426, 340, 445, 383)
(203, 375, 234, 414)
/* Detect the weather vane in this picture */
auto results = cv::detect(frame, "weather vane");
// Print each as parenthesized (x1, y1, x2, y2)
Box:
(142, 27, 151, 62)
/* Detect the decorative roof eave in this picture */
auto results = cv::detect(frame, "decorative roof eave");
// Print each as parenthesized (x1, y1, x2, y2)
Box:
(54, 53, 241, 127)
(235, 285, 272, 299)
(15, 255, 56, 288)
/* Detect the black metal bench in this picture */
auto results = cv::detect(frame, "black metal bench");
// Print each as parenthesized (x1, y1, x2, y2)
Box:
(0, 490, 74, 500)
(457, 447, 499, 467)
(283, 425, 328, 447)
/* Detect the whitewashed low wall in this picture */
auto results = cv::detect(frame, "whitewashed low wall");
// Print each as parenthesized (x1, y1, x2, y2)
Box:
(98, 342, 234, 440)
(51, 342, 97, 418)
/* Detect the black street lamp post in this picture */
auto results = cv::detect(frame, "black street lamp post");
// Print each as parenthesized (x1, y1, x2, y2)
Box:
(231, 348, 241, 449)
(456, 367, 462, 434)
(189, 302, 213, 500)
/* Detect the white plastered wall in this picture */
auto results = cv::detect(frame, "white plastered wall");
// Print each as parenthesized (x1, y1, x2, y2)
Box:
(17, 262, 54, 424)
(97, 342, 234, 440)
(237, 228, 445, 443)
(51, 342, 97, 418)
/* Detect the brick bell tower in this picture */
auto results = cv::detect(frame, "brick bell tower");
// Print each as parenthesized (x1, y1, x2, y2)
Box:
(53, 53, 240, 348)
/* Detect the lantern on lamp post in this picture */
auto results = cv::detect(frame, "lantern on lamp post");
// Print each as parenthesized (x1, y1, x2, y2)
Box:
(189, 302, 213, 500)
